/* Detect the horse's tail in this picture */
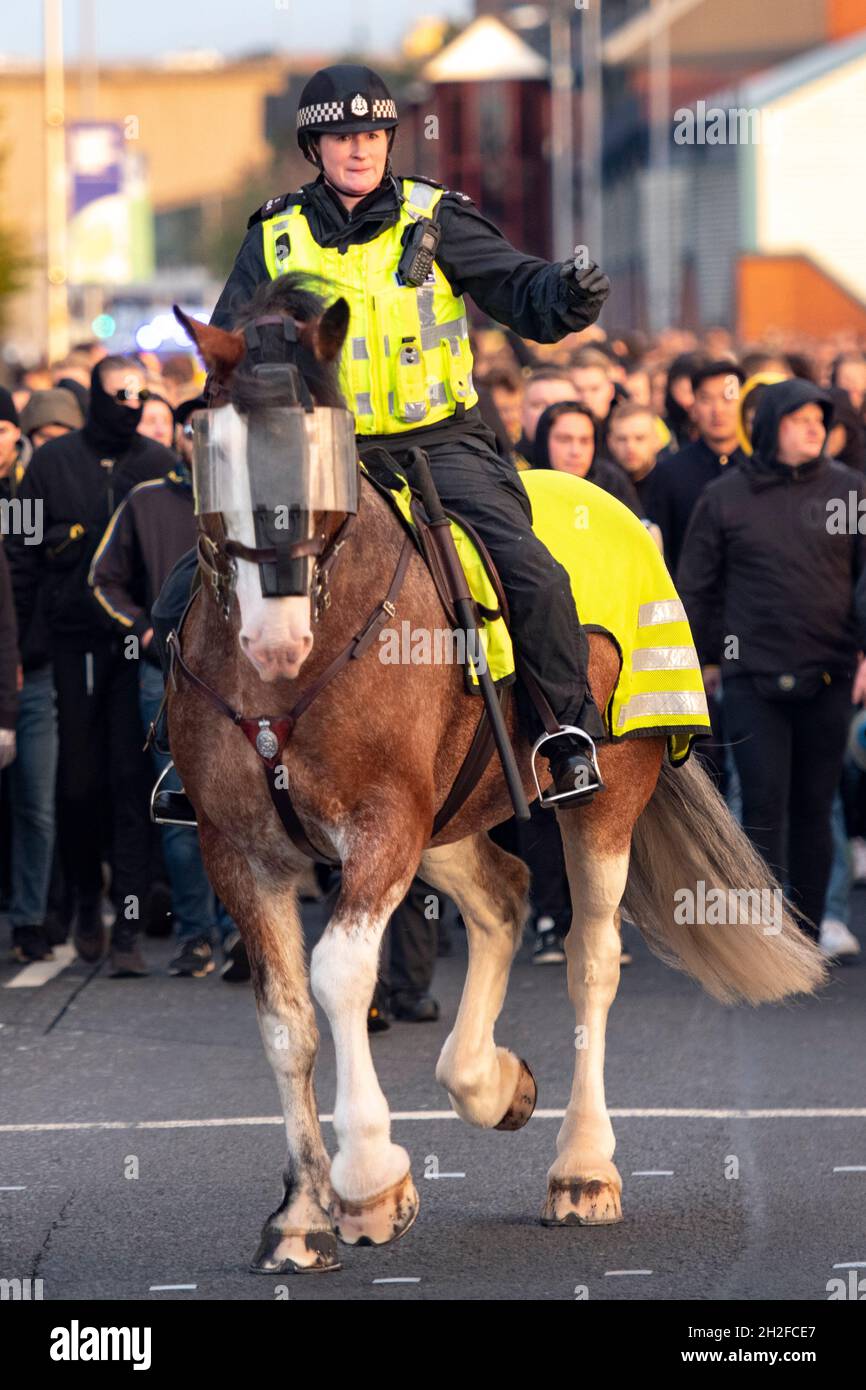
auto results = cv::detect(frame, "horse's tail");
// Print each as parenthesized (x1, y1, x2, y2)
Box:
(622, 754, 827, 1005)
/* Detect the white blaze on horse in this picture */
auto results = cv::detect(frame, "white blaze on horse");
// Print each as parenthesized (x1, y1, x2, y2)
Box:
(164, 278, 825, 1273)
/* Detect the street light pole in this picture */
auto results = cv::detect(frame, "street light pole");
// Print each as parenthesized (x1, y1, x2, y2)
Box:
(43, 0, 69, 361)
(648, 0, 672, 332)
(580, 0, 603, 267)
(549, 1, 574, 259)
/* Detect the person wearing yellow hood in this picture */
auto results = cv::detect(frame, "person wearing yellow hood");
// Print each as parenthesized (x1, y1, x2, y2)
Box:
(736, 371, 790, 455)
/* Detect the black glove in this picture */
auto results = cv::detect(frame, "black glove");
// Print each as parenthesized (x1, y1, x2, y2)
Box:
(559, 257, 611, 326)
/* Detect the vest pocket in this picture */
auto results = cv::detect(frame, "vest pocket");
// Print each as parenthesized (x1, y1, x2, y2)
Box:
(375, 283, 431, 425)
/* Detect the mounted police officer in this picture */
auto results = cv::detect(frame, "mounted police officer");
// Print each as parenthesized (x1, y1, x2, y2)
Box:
(209, 63, 612, 803)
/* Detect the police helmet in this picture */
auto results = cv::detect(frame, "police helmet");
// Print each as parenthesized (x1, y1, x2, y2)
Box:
(296, 64, 399, 166)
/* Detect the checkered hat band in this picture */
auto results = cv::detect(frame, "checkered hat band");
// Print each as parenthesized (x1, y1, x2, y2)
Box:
(297, 100, 345, 129)
(372, 99, 397, 119)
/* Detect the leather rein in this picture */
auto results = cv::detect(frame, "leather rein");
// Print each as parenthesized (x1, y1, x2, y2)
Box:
(168, 507, 414, 866)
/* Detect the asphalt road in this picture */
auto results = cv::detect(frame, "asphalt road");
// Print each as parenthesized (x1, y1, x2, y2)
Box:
(1, 891, 864, 1303)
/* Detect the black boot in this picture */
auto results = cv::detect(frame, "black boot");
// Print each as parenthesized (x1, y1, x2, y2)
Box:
(532, 691, 606, 809)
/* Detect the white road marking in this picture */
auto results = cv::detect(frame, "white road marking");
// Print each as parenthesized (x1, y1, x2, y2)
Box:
(631, 1170, 673, 1176)
(833, 1165, 866, 1172)
(1, 1107, 865, 1134)
(373, 1278, 420, 1284)
(833, 1262, 866, 1269)
(4, 944, 76, 989)
(149, 1284, 197, 1291)
(427, 1172, 465, 1179)
(0, 1185, 26, 1190)
(605, 1270, 653, 1277)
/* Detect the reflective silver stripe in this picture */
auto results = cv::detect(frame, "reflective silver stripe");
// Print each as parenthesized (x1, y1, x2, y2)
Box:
(355, 392, 373, 415)
(420, 315, 466, 350)
(383, 334, 390, 358)
(351, 337, 369, 360)
(637, 599, 688, 627)
(388, 391, 429, 420)
(616, 690, 709, 728)
(416, 287, 436, 328)
(632, 646, 700, 672)
(405, 181, 436, 210)
(427, 382, 448, 407)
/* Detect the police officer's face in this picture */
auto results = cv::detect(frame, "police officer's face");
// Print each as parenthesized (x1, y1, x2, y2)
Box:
(319, 131, 388, 198)
(547, 412, 596, 477)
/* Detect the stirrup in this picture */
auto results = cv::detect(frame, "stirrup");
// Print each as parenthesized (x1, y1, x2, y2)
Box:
(150, 761, 198, 827)
(531, 725, 604, 808)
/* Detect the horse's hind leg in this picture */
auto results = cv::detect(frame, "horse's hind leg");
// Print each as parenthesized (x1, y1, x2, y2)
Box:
(420, 833, 535, 1130)
(197, 821, 339, 1273)
(542, 738, 662, 1226)
(309, 826, 423, 1248)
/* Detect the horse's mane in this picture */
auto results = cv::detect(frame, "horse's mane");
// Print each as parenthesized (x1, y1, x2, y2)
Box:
(229, 273, 345, 413)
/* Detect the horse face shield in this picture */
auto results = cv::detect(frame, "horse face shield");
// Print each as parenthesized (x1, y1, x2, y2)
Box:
(192, 403, 359, 598)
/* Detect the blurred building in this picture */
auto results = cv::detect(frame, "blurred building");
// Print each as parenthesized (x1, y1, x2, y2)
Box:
(0, 51, 320, 360)
(425, 0, 866, 337)
(599, 0, 866, 336)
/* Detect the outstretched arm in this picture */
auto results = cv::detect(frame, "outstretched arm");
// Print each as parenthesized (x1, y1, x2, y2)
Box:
(436, 194, 609, 342)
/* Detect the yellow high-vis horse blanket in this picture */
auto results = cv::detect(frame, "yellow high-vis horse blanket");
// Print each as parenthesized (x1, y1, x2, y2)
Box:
(368, 464, 711, 765)
(522, 470, 710, 764)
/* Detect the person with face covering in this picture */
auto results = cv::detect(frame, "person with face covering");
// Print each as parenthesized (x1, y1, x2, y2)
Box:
(677, 379, 866, 950)
(6, 355, 175, 975)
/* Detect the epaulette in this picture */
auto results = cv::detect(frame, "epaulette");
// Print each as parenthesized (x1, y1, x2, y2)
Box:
(441, 187, 474, 205)
(402, 174, 443, 190)
(246, 190, 305, 231)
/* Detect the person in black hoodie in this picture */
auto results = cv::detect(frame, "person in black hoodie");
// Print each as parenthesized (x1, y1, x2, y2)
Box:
(677, 378, 866, 940)
(6, 356, 174, 975)
(532, 401, 642, 515)
(651, 360, 747, 577)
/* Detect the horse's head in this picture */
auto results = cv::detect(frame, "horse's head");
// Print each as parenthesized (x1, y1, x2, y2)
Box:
(174, 278, 352, 682)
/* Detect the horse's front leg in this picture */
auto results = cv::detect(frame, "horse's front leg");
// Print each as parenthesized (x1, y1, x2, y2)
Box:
(197, 820, 339, 1273)
(309, 820, 423, 1247)
(420, 834, 536, 1130)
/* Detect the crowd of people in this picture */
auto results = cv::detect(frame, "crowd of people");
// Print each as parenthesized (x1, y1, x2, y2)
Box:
(1, 320, 864, 1021)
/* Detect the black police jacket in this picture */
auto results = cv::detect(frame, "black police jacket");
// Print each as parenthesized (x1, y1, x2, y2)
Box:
(210, 172, 597, 435)
(677, 451, 866, 682)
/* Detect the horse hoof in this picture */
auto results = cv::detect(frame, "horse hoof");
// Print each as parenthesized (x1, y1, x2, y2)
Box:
(494, 1057, 537, 1131)
(250, 1227, 342, 1273)
(331, 1172, 419, 1247)
(540, 1178, 623, 1226)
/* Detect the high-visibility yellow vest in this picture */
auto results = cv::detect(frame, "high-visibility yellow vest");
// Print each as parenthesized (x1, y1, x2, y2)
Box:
(261, 178, 479, 435)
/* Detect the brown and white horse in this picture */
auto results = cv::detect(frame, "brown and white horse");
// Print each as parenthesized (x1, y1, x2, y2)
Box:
(167, 278, 825, 1273)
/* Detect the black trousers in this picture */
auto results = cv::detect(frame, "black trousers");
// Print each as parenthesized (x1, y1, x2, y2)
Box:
(723, 675, 852, 938)
(371, 433, 599, 740)
(52, 645, 152, 924)
(154, 432, 598, 741)
(518, 799, 571, 934)
(379, 876, 438, 999)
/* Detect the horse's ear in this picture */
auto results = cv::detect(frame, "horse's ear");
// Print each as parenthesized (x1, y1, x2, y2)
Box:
(300, 298, 349, 364)
(173, 305, 245, 379)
